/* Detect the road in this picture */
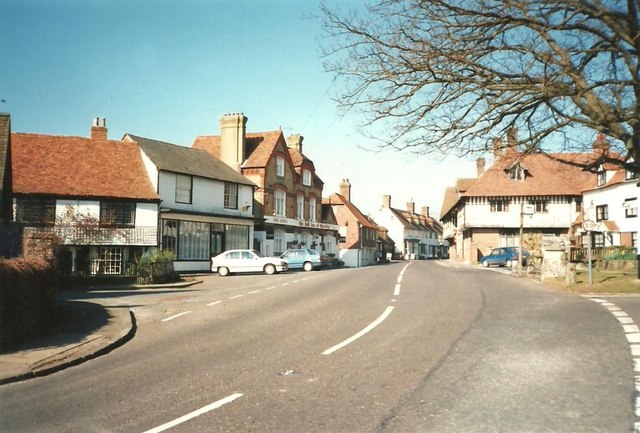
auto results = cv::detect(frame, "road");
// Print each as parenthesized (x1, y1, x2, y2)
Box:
(0, 261, 636, 432)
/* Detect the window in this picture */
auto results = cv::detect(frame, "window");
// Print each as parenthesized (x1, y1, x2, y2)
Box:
(224, 182, 238, 209)
(297, 194, 304, 219)
(633, 232, 638, 248)
(15, 198, 56, 225)
(309, 198, 316, 221)
(626, 170, 639, 180)
(489, 200, 509, 212)
(162, 220, 178, 253)
(508, 163, 525, 181)
(276, 156, 284, 177)
(178, 221, 209, 260)
(100, 202, 135, 227)
(595, 204, 608, 221)
(97, 247, 122, 275)
(625, 198, 638, 218)
(225, 224, 249, 250)
(303, 169, 312, 186)
(176, 174, 192, 204)
(597, 167, 606, 187)
(593, 233, 605, 248)
(274, 229, 285, 254)
(531, 200, 548, 213)
(275, 189, 286, 216)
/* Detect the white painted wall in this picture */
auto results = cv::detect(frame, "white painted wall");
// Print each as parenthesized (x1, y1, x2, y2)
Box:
(584, 180, 639, 235)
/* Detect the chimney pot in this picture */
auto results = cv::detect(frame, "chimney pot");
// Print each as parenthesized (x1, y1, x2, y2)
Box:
(339, 179, 351, 201)
(90, 117, 108, 140)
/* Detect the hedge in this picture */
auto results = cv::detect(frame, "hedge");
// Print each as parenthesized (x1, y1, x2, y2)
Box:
(0, 257, 57, 351)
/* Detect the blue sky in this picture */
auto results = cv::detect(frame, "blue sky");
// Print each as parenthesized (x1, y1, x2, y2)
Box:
(0, 0, 476, 218)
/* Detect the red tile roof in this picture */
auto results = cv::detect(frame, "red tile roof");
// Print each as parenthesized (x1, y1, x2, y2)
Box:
(193, 130, 285, 168)
(11, 133, 159, 200)
(464, 152, 595, 197)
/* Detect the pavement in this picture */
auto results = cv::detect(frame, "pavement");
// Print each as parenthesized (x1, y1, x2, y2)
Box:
(0, 279, 201, 386)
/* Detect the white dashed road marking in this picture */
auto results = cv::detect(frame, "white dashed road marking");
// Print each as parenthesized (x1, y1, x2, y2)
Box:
(322, 306, 395, 355)
(162, 311, 192, 322)
(588, 297, 640, 432)
(141, 393, 243, 433)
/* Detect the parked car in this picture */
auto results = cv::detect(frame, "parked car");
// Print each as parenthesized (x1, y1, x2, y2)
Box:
(210, 249, 288, 276)
(280, 248, 323, 271)
(481, 247, 529, 267)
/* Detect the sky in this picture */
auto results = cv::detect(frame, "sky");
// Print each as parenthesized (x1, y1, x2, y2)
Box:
(0, 0, 477, 219)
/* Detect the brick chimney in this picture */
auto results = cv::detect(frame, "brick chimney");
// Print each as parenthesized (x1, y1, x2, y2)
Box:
(219, 113, 247, 172)
(507, 127, 518, 147)
(407, 201, 415, 214)
(382, 194, 391, 209)
(339, 179, 351, 200)
(492, 137, 503, 159)
(476, 157, 485, 177)
(286, 134, 303, 153)
(421, 206, 430, 218)
(90, 117, 107, 140)
(593, 133, 610, 154)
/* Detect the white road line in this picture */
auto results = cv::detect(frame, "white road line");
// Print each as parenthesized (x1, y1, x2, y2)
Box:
(229, 294, 244, 300)
(394, 283, 401, 296)
(322, 306, 395, 355)
(397, 275, 403, 283)
(141, 393, 243, 433)
(281, 282, 290, 286)
(588, 297, 640, 432)
(265, 286, 275, 290)
(162, 311, 192, 322)
(248, 290, 261, 294)
(207, 300, 222, 307)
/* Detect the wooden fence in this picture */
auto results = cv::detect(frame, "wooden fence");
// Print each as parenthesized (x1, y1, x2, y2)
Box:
(569, 246, 637, 263)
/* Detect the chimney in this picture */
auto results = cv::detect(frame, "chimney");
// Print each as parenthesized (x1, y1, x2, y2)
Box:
(507, 127, 518, 147)
(593, 133, 610, 154)
(421, 206, 430, 218)
(492, 137, 503, 159)
(219, 113, 248, 172)
(407, 201, 415, 214)
(90, 117, 107, 140)
(476, 157, 485, 177)
(286, 134, 303, 153)
(382, 194, 391, 209)
(339, 179, 351, 200)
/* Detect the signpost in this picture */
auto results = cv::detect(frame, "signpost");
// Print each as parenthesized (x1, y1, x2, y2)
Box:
(582, 220, 596, 286)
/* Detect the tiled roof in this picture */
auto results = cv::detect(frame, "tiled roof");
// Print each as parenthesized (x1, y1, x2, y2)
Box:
(125, 134, 255, 187)
(11, 132, 159, 200)
(323, 193, 378, 229)
(0, 114, 10, 204)
(439, 178, 478, 219)
(464, 152, 595, 197)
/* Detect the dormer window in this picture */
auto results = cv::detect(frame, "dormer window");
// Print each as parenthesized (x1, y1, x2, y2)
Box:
(507, 162, 526, 181)
(303, 169, 312, 186)
(596, 165, 606, 186)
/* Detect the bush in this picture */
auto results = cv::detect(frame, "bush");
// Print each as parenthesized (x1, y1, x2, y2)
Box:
(135, 250, 178, 285)
(0, 257, 57, 351)
(606, 248, 637, 261)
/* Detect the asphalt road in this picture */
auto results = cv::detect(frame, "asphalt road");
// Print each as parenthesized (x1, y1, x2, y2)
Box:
(0, 261, 636, 433)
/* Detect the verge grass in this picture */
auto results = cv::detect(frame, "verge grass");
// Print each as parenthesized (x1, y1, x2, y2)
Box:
(542, 267, 640, 294)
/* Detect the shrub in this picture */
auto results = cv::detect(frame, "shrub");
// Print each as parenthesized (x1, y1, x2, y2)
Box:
(135, 250, 178, 285)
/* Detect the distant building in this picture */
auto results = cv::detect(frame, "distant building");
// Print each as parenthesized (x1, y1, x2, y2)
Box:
(323, 179, 380, 267)
(375, 195, 443, 259)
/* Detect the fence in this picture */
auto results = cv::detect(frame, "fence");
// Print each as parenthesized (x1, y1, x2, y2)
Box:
(569, 246, 637, 263)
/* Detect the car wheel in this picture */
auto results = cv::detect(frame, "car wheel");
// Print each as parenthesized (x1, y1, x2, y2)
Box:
(264, 264, 276, 275)
(482, 260, 489, 267)
(506, 259, 512, 267)
(218, 267, 230, 277)
(303, 261, 314, 272)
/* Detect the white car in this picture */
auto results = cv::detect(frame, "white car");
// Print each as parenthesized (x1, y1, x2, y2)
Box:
(210, 249, 288, 276)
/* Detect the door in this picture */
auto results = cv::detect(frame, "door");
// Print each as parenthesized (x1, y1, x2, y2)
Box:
(211, 232, 224, 258)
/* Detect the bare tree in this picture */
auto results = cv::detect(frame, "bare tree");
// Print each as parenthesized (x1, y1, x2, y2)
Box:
(320, 0, 640, 173)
